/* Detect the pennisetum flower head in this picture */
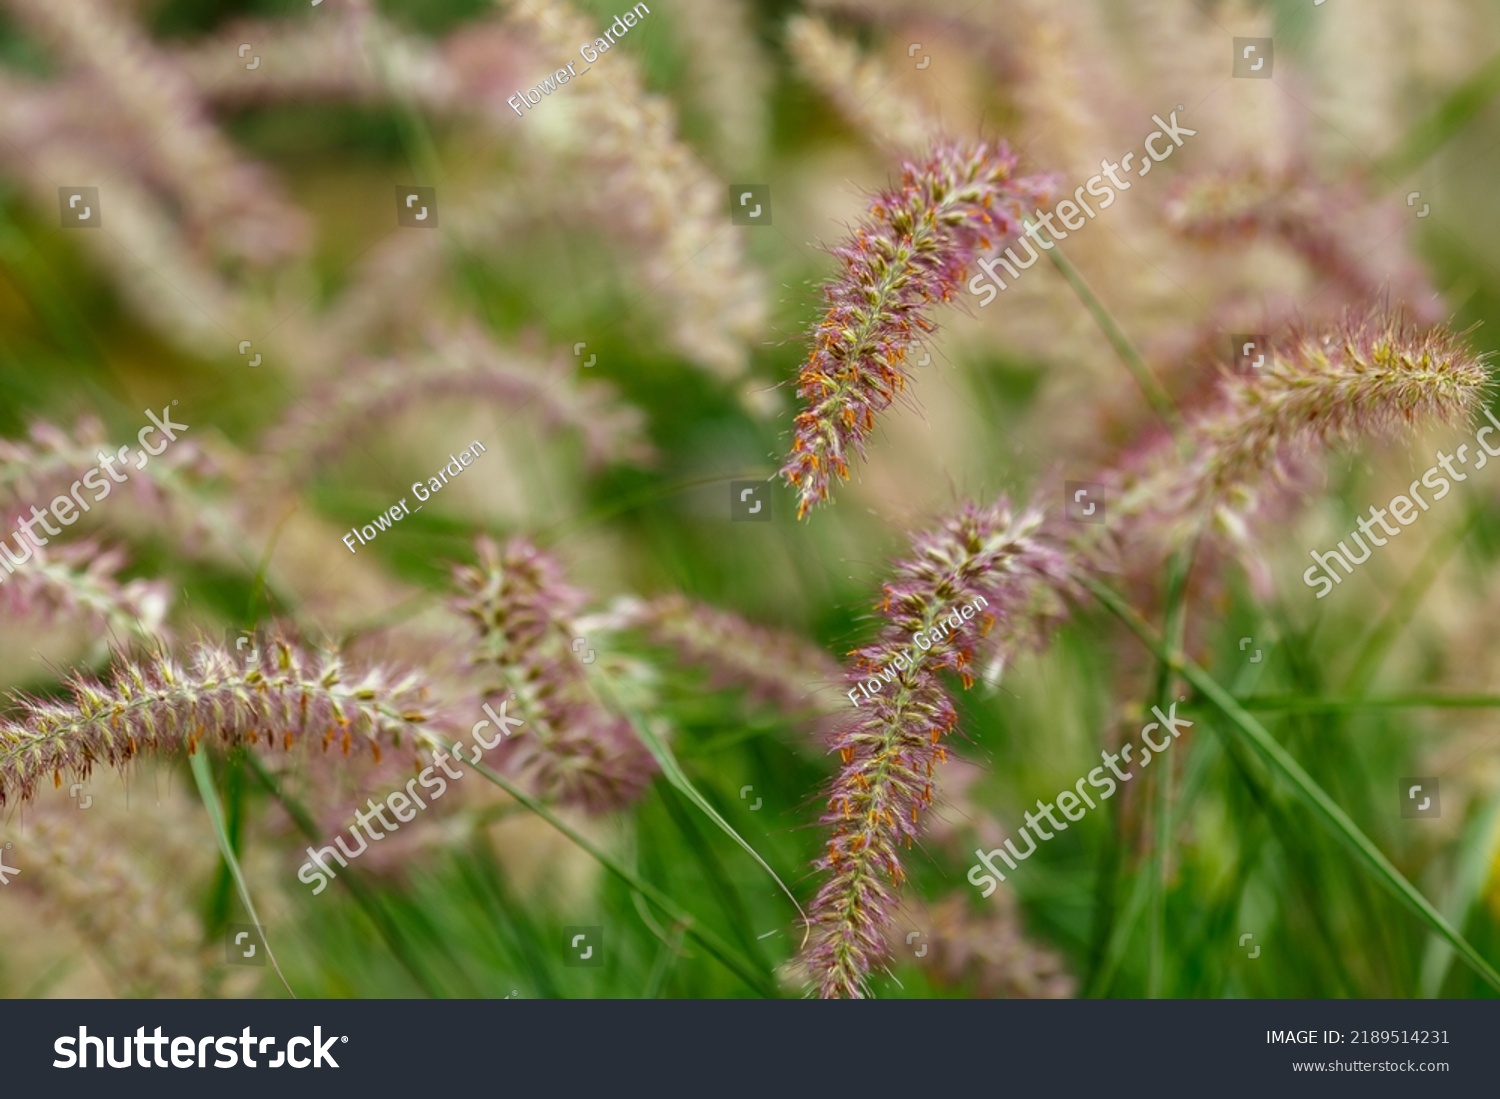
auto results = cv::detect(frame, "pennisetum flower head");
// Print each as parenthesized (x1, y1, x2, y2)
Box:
(800, 497, 1070, 998)
(0, 540, 170, 645)
(19, 788, 216, 996)
(1108, 308, 1492, 555)
(1163, 166, 1440, 320)
(781, 142, 1056, 519)
(0, 634, 439, 810)
(506, 0, 767, 383)
(0, 415, 220, 553)
(264, 324, 652, 474)
(453, 537, 655, 813)
(783, 15, 939, 156)
(613, 592, 844, 715)
(891, 892, 1076, 999)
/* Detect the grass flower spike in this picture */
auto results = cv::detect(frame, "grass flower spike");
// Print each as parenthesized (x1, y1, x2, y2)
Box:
(616, 592, 843, 714)
(894, 893, 1075, 1000)
(1118, 309, 1492, 551)
(1194, 312, 1487, 491)
(801, 497, 1069, 998)
(0, 637, 438, 810)
(1164, 166, 1439, 319)
(784, 15, 938, 155)
(266, 325, 652, 473)
(454, 537, 656, 813)
(782, 143, 1056, 518)
(0, 541, 169, 643)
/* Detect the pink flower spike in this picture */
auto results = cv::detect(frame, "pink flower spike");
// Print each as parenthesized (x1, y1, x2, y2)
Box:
(781, 142, 1056, 518)
(800, 496, 1071, 998)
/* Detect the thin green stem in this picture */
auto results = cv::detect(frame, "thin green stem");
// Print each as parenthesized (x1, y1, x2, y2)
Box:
(1146, 540, 1195, 997)
(190, 750, 296, 998)
(1080, 572, 1500, 993)
(643, 924, 689, 999)
(1377, 50, 1500, 182)
(1343, 503, 1482, 695)
(453, 748, 778, 997)
(1039, 232, 1184, 441)
(1239, 693, 1500, 713)
(245, 755, 451, 997)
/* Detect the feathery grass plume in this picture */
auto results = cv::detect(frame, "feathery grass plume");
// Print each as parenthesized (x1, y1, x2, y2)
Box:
(801, 0, 1111, 191)
(0, 417, 115, 508)
(894, 893, 1075, 998)
(453, 537, 656, 813)
(0, 414, 215, 518)
(0, 416, 226, 563)
(1163, 165, 1441, 321)
(1006, 5, 1120, 192)
(4, 0, 309, 267)
(801, 498, 1070, 998)
(612, 592, 844, 715)
(0, 171, 237, 356)
(0, 541, 169, 645)
(265, 324, 652, 472)
(801, 0, 1024, 86)
(17, 792, 216, 996)
(672, 0, 769, 173)
(0, 84, 252, 354)
(505, 0, 767, 383)
(0, 635, 439, 810)
(783, 16, 940, 156)
(1110, 309, 1491, 554)
(172, 13, 459, 111)
(781, 144, 1056, 518)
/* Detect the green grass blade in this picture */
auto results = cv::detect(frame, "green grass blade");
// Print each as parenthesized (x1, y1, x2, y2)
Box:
(623, 709, 809, 945)
(1082, 573, 1500, 992)
(656, 784, 772, 965)
(203, 750, 247, 931)
(1420, 794, 1500, 996)
(642, 925, 689, 999)
(1086, 846, 1155, 997)
(189, 750, 297, 998)
(458, 751, 779, 996)
(1239, 694, 1500, 713)
(1145, 541, 1196, 996)
(454, 843, 563, 1000)
(244, 755, 451, 997)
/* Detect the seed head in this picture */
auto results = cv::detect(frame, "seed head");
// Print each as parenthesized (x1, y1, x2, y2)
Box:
(1113, 309, 1492, 550)
(781, 143, 1056, 518)
(615, 592, 843, 715)
(800, 497, 1069, 998)
(0, 635, 438, 810)
(453, 537, 656, 813)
